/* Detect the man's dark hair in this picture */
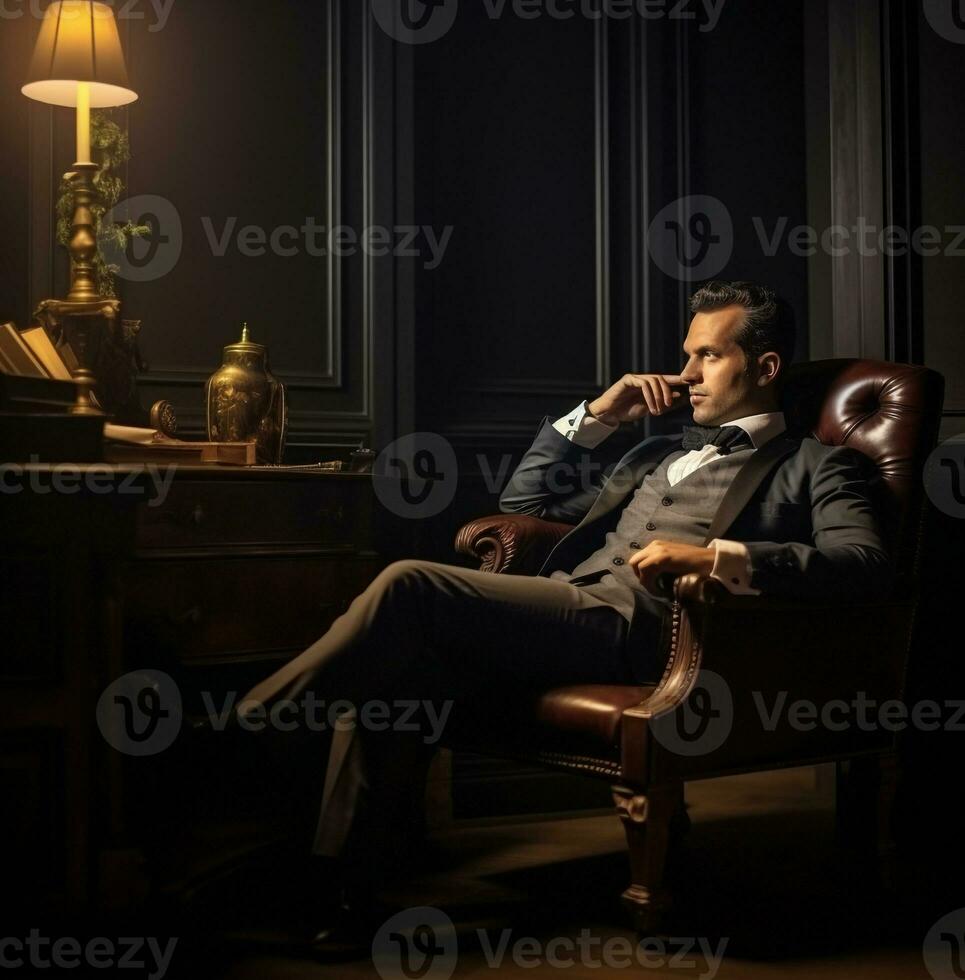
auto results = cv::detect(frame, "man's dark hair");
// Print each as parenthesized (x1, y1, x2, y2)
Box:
(690, 280, 797, 381)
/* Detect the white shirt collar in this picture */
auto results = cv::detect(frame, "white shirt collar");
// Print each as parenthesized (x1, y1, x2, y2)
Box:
(722, 411, 787, 449)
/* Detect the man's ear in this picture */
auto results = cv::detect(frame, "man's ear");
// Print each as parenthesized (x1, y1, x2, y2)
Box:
(757, 352, 781, 387)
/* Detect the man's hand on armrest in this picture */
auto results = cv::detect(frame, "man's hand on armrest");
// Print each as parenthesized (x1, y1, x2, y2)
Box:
(628, 541, 716, 594)
(627, 539, 760, 597)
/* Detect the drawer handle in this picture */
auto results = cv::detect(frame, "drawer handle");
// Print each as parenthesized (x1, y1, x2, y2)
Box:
(191, 503, 205, 527)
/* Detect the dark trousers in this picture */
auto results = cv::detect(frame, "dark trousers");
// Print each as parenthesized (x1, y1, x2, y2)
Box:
(239, 559, 642, 863)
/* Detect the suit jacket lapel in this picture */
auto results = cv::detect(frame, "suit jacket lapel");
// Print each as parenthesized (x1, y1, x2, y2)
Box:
(703, 434, 802, 543)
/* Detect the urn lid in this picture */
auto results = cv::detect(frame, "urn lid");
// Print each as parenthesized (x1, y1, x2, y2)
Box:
(224, 323, 266, 355)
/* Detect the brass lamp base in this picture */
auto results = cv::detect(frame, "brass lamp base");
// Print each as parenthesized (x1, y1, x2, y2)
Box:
(30, 163, 119, 417)
(32, 297, 121, 417)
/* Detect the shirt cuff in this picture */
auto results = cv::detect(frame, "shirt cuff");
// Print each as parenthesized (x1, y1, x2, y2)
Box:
(552, 400, 619, 449)
(709, 538, 762, 596)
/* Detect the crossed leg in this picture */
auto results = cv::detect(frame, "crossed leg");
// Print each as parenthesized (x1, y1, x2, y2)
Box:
(238, 559, 637, 864)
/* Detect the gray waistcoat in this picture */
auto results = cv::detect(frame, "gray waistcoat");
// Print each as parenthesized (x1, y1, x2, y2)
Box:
(550, 447, 754, 621)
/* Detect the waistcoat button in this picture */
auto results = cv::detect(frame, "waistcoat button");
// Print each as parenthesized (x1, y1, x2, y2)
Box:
(646, 522, 657, 531)
(662, 496, 673, 507)
(612, 557, 625, 567)
(630, 542, 641, 550)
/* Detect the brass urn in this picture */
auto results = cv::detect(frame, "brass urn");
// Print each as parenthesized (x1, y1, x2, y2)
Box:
(205, 325, 288, 464)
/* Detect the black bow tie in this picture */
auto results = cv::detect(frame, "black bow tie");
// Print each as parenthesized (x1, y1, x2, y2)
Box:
(681, 424, 754, 455)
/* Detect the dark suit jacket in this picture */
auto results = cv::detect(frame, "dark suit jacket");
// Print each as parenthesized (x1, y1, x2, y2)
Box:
(499, 417, 895, 640)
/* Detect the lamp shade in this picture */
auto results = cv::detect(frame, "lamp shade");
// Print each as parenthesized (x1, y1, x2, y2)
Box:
(22, 0, 137, 108)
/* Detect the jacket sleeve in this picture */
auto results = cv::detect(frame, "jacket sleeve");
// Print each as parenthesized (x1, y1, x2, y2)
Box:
(744, 445, 896, 599)
(499, 416, 622, 524)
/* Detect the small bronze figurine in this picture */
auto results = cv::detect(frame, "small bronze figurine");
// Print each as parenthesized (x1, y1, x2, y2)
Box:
(206, 324, 288, 464)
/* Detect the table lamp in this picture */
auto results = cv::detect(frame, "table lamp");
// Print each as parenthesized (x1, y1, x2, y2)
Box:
(22, 0, 138, 414)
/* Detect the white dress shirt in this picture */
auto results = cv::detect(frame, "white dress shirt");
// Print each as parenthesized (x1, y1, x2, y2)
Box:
(553, 401, 788, 595)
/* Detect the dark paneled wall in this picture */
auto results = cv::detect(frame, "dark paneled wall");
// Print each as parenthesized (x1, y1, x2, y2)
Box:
(120, 0, 387, 451)
(412, 0, 811, 477)
(0, 14, 32, 327)
(689, 0, 809, 340)
(123, 1, 334, 423)
(899, 0, 965, 873)
(918, 4, 965, 426)
(413, 5, 601, 438)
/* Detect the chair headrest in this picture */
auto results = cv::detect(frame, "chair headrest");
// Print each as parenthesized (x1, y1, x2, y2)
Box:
(782, 359, 945, 560)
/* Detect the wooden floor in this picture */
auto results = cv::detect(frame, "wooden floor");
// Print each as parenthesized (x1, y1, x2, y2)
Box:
(162, 767, 952, 978)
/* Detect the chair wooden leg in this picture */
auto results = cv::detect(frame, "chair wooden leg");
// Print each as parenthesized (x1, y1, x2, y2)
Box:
(612, 782, 683, 934)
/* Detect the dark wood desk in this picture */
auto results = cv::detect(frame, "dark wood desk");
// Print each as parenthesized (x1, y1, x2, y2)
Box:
(0, 464, 389, 915)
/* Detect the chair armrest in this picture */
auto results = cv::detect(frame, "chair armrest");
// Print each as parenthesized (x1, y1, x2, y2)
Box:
(663, 574, 916, 707)
(620, 574, 918, 783)
(454, 514, 573, 575)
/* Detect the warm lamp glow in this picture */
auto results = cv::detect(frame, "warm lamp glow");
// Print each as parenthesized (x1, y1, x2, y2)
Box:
(19, 0, 139, 409)
(22, 1, 138, 109)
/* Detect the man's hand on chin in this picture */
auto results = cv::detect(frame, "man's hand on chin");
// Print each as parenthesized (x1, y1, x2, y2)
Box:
(628, 540, 716, 594)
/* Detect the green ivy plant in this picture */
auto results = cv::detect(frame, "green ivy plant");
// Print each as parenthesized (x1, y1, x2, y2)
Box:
(55, 109, 150, 299)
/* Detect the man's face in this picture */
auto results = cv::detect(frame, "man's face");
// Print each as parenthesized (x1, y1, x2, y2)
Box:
(680, 305, 760, 425)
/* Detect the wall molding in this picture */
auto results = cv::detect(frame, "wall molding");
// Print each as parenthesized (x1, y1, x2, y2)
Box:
(881, 0, 923, 366)
(828, 0, 886, 360)
(595, 16, 612, 391)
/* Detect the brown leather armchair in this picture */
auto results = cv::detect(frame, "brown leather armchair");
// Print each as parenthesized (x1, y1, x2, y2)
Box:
(452, 359, 944, 932)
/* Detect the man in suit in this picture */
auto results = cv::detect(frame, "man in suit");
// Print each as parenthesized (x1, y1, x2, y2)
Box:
(238, 280, 892, 950)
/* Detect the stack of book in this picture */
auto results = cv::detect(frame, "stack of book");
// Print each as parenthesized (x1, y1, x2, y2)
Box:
(0, 322, 255, 466)
(0, 322, 104, 463)
(0, 321, 79, 410)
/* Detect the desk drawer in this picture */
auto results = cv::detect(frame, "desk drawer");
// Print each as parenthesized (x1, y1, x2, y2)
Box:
(124, 555, 384, 662)
(137, 480, 371, 552)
